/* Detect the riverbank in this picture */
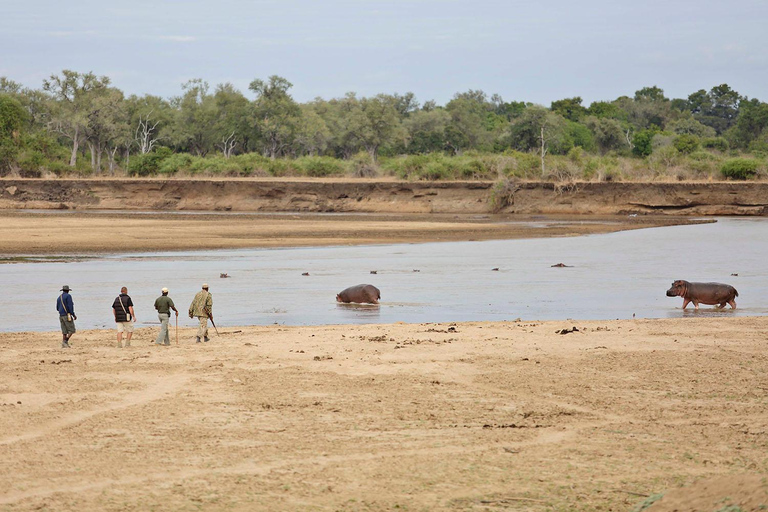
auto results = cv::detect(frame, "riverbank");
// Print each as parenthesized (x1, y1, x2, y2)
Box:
(1, 317, 766, 511)
(1, 178, 768, 216)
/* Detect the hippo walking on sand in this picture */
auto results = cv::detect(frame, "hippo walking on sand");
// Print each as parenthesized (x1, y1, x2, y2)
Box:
(336, 284, 381, 304)
(666, 280, 738, 310)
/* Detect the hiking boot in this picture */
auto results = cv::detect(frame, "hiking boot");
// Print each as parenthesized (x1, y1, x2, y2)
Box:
(117, 342, 122, 348)
(195, 337, 201, 343)
(61, 342, 70, 348)
(204, 336, 210, 343)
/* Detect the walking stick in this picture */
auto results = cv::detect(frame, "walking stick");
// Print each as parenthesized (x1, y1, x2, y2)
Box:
(175, 314, 179, 345)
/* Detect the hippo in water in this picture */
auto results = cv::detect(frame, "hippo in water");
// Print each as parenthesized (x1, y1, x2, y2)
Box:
(336, 284, 381, 304)
(666, 280, 738, 310)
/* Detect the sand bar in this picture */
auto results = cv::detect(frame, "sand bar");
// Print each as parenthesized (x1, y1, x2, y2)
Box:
(1, 317, 766, 510)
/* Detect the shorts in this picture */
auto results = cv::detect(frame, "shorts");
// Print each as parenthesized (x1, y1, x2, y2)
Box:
(116, 321, 134, 333)
(59, 315, 76, 335)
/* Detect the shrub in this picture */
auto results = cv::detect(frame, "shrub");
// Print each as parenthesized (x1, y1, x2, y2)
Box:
(488, 177, 519, 212)
(295, 156, 346, 177)
(720, 158, 760, 180)
(157, 153, 193, 175)
(702, 137, 729, 152)
(632, 129, 656, 157)
(673, 134, 700, 154)
(351, 151, 378, 177)
(128, 147, 172, 176)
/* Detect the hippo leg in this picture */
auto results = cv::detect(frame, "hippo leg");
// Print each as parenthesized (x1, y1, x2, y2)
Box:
(716, 302, 726, 309)
(728, 300, 737, 309)
(681, 298, 690, 309)
(692, 299, 700, 310)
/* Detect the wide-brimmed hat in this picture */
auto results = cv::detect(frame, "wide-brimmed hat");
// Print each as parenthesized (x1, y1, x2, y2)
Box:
(161, 287, 169, 293)
(61, 285, 72, 292)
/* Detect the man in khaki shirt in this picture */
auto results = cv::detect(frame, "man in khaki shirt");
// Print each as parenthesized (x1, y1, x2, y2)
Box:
(188, 283, 213, 343)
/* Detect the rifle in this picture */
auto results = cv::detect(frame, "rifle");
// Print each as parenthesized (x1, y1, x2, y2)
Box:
(207, 310, 220, 336)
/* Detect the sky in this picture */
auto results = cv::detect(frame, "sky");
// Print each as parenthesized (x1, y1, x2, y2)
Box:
(1, 0, 766, 107)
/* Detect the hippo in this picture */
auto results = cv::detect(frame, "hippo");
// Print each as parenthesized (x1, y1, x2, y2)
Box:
(336, 284, 381, 304)
(666, 280, 738, 310)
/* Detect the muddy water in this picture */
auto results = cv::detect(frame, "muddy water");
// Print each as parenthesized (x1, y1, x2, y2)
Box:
(2, 218, 766, 333)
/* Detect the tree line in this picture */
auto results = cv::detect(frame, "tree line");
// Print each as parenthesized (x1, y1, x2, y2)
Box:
(1, 71, 767, 178)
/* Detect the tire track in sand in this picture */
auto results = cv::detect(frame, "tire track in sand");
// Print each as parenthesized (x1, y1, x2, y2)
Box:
(0, 373, 190, 447)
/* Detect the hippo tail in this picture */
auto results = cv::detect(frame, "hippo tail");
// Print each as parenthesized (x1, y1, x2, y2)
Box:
(734, 288, 739, 297)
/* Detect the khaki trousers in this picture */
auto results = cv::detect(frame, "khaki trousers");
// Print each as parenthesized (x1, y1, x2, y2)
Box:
(155, 313, 170, 345)
(196, 316, 209, 339)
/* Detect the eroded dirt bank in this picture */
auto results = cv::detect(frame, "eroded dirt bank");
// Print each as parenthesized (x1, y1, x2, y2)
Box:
(1, 178, 767, 215)
(1, 317, 767, 511)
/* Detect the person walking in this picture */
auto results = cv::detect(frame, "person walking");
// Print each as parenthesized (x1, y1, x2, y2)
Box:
(154, 287, 178, 346)
(188, 283, 213, 343)
(56, 285, 77, 348)
(112, 286, 136, 348)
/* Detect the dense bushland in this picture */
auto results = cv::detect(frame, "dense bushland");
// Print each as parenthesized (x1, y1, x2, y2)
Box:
(1, 73, 767, 181)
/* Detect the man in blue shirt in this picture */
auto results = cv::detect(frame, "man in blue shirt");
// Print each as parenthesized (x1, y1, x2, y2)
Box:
(56, 285, 77, 348)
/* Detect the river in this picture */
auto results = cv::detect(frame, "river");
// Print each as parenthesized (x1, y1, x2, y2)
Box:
(2, 217, 766, 332)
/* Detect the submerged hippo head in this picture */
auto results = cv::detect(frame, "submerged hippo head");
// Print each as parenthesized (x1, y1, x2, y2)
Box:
(666, 280, 689, 297)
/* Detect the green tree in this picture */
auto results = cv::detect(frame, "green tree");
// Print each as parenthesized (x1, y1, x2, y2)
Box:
(509, 106, 571, 155)
(550, 97, 587, 121)
(673, 134, 700, 154)
(249, 75, 301, 158)
(83, 87, 126, 172)
(403, 108, 451, 154)
(212, 83, 251, 158)
(445, 91, 497, 152)
(583, 116, 627, 154)
(293, 104, 331, 156)
(42, 70, 112, 166)
(347, 94, 405, 160)
(169, 79, 218, 156)
(730, 98, 768, 148)
(632, 128, 657, 157)
(634, 86, 667, 102)
(0, 94, 27, 174)
(667, 116, 716, 138)
(687, 84, 742, 134)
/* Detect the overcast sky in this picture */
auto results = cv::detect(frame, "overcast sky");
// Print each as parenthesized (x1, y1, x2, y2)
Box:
(1, 0, 766, 106)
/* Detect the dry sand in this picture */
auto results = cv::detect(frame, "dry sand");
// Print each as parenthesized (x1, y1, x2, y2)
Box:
(0, 211, 703, 255)
(2, 317, 767, 511)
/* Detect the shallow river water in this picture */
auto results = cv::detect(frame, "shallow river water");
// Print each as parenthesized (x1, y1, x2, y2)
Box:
(2, 217, 767, 332)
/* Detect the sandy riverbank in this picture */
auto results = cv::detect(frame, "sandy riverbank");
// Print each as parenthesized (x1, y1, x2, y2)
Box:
(1, 317, 767, 511)
(0, 211, 706, 255)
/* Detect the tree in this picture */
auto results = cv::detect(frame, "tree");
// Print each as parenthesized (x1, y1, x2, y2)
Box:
(730, 98, 768, 148)
(42, 70, 112, 166)
(583, 116, 626, 154)
(445, 92, 496, 152)
(632, 129, 657, 157)
(347, 94, 405, 160)
(293, 104, 331, 156)
(169, 79, 218, 156)
(634, 86, 667, 102)
(667, 116, 716, 138)
(550, 97, 587, 121)
(687, 84, 742, 134)
(249, 75, 301, 158)
(0, 94, 27, 174)
(212, 83, 251, 158)
(508, 106, 571, 156)
(403, 108, 451, 154)
(82, 87, 126, 172)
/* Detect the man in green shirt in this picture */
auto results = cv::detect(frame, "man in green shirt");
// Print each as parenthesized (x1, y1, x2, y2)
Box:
(154, 287, 178, 346)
